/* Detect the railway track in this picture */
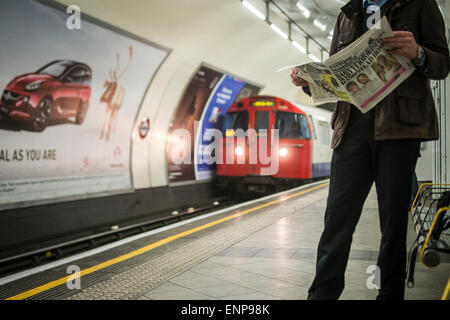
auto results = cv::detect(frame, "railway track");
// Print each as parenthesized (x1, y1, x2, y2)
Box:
(0, 194, 256, 277)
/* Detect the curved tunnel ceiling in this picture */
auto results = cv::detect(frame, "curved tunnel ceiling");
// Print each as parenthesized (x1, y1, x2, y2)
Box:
(273, 0, 450, 53)
(271, 0, 344, 51)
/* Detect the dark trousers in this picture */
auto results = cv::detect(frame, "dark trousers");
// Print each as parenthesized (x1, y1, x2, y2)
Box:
(307, 109, 420, 300)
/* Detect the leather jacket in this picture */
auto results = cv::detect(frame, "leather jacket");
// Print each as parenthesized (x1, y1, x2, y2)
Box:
(327, 0, 449, 148)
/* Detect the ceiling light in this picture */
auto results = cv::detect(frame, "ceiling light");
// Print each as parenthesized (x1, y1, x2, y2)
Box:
(292, 40, 306, 53)
(309, 53, 321, 62)
(270, 23, 288, 40)
(242, 0, 265, 20)
(296, 2, 311, 18)
(313, 19, 327, 31)
(328, 29, 334, 40)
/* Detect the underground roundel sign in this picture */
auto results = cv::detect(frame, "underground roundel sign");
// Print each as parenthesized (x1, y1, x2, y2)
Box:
(138, 117, 150, 139)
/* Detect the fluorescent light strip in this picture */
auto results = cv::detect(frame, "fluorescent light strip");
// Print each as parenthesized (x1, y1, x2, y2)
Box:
(241, 0, 326, 61)
(296, 3, 311, 18)
(270, 23, 288, 40)
(328, 29, 334, 40)
(309, 53, 321, 62)
(242, 0, 265, 20)
(292, 40, 306, 53)
(313, 19, 327, 31)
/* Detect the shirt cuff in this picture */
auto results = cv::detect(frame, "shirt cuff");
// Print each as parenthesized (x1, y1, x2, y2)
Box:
(414, 49, 427, 67)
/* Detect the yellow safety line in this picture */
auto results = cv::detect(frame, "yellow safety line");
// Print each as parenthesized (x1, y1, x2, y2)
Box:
(442, 278, 450, 300)
(419, 206, 449, 268)
(5, 182, 329, 300)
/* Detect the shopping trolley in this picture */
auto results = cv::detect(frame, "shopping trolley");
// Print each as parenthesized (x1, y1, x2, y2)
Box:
(407, 183, 450, 300)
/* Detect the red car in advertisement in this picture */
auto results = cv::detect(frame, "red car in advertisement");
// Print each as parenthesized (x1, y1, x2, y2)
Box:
(0, 60, 92, 131)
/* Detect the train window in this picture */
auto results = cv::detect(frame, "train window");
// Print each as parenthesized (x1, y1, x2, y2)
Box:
(276, 112, 311, 140)
(254, 111, 270, 136)
(223, 111, 248, 133)
(317, 121, 331, 145)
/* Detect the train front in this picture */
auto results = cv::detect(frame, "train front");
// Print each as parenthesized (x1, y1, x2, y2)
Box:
(216, 96, 313, 193)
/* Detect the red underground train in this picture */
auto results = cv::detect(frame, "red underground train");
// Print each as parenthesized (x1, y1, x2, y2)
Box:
(216, 95, 333, 193)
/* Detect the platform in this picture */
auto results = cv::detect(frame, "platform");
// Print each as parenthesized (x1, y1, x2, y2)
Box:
(0, 181, 448, 300)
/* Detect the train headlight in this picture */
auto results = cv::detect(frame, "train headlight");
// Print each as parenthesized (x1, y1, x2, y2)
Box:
(279, 148, 288, 157)
(235, 146, 244, 156)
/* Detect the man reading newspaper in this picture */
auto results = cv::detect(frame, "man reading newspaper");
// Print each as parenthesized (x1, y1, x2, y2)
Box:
(290, 0, 449, 300)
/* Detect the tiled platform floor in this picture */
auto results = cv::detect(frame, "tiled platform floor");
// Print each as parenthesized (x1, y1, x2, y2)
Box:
(138, 186, 449, 300)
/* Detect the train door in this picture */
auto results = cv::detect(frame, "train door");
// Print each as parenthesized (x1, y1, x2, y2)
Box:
(251, 109, 274, 175)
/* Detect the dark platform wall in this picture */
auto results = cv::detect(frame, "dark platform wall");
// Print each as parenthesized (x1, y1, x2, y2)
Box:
(0, 182, 220, 260)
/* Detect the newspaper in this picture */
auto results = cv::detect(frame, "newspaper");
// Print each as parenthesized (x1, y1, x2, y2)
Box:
(281, 17, 415, 113)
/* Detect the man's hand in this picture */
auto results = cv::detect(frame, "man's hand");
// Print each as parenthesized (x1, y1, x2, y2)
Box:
(381, 31, 419, 60)
(290, 68, 308, 87)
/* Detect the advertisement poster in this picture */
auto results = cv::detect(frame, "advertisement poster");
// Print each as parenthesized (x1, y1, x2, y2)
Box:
(195, 79, 261, 180)
(167, 66, 223, 183)
(0, 0, 169, 209)
(167, 66, 261, 184)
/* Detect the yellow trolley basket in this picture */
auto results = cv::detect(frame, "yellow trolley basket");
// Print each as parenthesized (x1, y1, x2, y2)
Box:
(407, 183, 450, 300)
